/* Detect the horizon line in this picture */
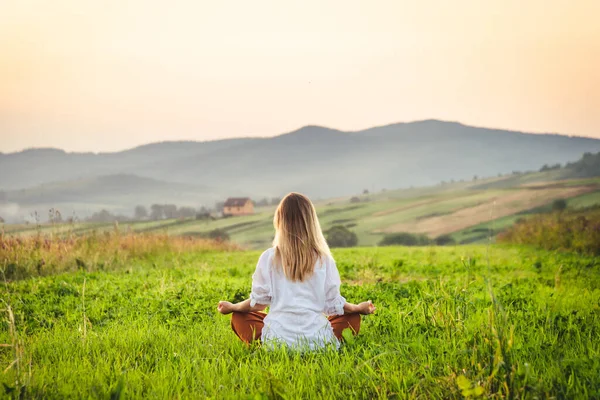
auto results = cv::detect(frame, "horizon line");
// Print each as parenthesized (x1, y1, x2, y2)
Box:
(2, 118, 598, 155)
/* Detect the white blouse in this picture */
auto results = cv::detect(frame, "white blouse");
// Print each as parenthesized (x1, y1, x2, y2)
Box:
(249, 247, 346, 350)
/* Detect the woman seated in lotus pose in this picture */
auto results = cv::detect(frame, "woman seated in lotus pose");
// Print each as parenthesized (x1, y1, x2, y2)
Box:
(217, 192, 375, 349)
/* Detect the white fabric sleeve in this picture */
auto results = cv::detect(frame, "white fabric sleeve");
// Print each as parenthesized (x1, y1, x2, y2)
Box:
(249, 250, 272, 307)
(323, 257, 346, 316)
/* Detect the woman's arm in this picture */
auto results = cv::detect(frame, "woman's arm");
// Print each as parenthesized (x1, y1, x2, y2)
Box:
(217, 299, 268, 314)
(324, 257, 376, 316)
(343, 300, 376, 315)
(218, 250, 272, 315)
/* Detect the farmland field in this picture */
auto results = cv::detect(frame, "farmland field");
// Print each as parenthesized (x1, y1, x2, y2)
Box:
(1, 239, 599, 398)
(5, 177, 600, 250)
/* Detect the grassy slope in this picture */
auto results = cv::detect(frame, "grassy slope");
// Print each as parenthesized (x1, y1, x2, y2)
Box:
(567, 190, 600, 208)
(450, 214, 523, 244)
(4, 177, 600, 249)
(451, 180, 600, 244)
(1, 245, 599, 398)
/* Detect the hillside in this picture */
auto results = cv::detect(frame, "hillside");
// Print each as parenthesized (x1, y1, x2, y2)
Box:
(0, 138, 260, 191)
(472, 150, 600, 190)
(6, 174, 600, 249)
(2, 120, 600, 221)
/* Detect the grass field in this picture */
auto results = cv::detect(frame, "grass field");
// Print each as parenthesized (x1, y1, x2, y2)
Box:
(5, 177, 600, 250)
(1, 238, 599, 398)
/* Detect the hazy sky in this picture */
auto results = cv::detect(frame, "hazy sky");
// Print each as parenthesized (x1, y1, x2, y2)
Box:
(1, 0, 599, 153)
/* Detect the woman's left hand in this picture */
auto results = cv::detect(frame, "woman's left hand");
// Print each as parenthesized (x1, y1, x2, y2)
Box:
(217, 301, 235, 314)
(357, 300, 376, 315)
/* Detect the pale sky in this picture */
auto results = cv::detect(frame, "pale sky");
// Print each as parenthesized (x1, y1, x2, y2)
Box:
(1, 0, 599, 153)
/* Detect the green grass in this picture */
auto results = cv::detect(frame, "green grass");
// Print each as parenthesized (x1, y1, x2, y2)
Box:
(450, 215, 523, 244)
(1, 245, 599, 398)
(568, 190, 600, 208)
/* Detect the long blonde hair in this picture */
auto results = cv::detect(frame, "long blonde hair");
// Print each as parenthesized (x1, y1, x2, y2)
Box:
(272, 192, 331, 282)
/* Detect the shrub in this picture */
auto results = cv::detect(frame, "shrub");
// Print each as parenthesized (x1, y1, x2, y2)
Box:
(552, 199, 567, 212)
(378, 232, 430, 246)
(326, 225, 358, 248)
(434, 234, 456, 246)
(350, 197, 361, 204)
(195, 212, 211, 220)
(206, 229, 230, 242)
(498, 207, 600, 255)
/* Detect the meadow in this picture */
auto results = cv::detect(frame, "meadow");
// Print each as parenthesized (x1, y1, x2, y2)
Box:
(1, 234, 599, 399)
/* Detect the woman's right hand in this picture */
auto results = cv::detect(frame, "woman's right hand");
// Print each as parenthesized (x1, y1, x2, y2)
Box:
(357, 300, 376, 315)
(217, 301, 235, 315)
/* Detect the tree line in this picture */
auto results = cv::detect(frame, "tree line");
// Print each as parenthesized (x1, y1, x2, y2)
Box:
(86, 204, 209, 223)
(86, 197, 284, 223)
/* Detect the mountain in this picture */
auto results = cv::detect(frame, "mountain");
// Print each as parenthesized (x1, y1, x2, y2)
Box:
(5, 174, 214, 205)
(1, 174, 225, 221)
(0, 138, 261, 191)
(122, 120, 600, 197)
(2, 120, 600, 221)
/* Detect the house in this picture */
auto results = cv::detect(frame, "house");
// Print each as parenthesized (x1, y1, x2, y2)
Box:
(223, 197, 254, 216)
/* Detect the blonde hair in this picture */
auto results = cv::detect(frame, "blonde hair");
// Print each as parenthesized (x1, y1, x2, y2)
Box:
(272, 192, 331, 282)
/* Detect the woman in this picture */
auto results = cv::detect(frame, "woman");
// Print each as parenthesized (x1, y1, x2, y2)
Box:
(217, 192, 375, 349)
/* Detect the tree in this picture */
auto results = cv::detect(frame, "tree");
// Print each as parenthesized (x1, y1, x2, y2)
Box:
(90, 209, 113, 223)
(256, 198, 269, 207)
(363, 189, 369, 195)
(150, 204, 164, 220)
(134, 205, 148, 220)
(350, 196, 361, 204)
(196, 211, 211, 220)
(568, 151, 600, 177)
(178, 206, 196, 219)
(215, 202, 225, 212)
(434, 234, 455, 246)
(326, 226, 358, 248)
(552, 199, 567, 212)
(379, 232, 430, 246)
(163, 204, 178, 219)
(270, 197, 281, 206)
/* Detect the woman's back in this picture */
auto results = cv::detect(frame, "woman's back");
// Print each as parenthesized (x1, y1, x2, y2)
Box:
(251, 248, 346, 349)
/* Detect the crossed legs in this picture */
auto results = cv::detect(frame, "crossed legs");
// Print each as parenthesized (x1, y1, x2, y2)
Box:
(231, 312, 361, 344)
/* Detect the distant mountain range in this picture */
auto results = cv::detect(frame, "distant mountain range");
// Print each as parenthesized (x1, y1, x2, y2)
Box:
(1, 119, 600, 221)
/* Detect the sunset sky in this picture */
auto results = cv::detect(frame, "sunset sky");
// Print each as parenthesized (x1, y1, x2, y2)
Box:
(1, 0, 599, 153)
